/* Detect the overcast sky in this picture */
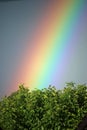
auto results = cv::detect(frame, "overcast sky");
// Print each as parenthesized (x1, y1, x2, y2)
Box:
(0, 0, 87, 97)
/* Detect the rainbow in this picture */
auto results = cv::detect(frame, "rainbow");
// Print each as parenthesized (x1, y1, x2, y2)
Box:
(12, 0, 85, 90)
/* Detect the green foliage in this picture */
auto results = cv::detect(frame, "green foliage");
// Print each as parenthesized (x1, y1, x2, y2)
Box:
(0, 82, 87, 130)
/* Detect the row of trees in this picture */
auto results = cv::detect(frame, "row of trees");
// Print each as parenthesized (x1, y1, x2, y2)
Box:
(0, 82, 87, 130)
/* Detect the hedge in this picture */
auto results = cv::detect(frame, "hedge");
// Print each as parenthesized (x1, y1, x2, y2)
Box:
(0, 82, 87, 130)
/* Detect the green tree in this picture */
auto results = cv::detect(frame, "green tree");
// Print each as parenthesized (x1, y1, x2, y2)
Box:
(0, 83, 87, 130)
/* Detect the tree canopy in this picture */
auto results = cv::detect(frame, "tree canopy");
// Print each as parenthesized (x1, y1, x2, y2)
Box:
(0, 82, 87, 130)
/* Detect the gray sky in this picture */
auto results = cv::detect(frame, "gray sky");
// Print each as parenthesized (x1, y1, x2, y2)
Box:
(0, 0, 87, 97)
